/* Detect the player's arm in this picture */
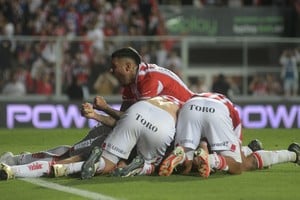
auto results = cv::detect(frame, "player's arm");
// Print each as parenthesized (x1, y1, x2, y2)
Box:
(92, 113, 117, 127)
(93, 96, 124, 120)
(81, 102, 118, 127)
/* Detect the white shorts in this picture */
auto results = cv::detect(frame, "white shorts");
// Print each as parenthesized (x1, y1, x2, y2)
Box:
(103, 101, 176, 165)
(176, 97, 242, 162)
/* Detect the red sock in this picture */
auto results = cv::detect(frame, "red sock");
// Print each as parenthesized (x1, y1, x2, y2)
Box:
(252, 152, 264, 169)
(216, 155, 228, 170)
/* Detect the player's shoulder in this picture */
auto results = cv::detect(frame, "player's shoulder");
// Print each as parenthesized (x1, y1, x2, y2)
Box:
(139, 63, 161, 71)
(139, 63, 174, 77)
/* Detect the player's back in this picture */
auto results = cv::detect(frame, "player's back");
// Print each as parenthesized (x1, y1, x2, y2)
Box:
(124, 63, 194, 102)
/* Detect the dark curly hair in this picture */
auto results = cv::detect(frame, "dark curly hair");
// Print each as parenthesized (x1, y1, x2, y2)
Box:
(111, 47, 141, 65)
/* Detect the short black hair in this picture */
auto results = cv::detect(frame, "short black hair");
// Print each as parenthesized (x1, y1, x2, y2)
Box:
(111, 47, 141, 65)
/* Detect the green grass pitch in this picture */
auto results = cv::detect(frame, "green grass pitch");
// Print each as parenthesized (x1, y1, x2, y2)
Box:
(0, 128, 299, 200)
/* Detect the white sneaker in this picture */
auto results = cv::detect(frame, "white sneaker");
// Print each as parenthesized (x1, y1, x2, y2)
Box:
(0, 163, 15, 180)
(52, 164, 68, 177)
(0, 152, 17, 166)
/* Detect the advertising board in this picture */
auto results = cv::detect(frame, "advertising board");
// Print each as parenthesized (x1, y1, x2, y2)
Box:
(1, 102, 299, 129)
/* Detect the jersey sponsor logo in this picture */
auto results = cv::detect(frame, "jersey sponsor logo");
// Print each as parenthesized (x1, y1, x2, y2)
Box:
(211, 141, 229, 148)
(73, 138, 97, 150)
(106, 143, 126, 155)
(189, 105, 215, 113)
(31, 153, 47, 159)
(180, 139, 194, 144)
(28, 162, 43, 171)
(135, 113, 158, 132)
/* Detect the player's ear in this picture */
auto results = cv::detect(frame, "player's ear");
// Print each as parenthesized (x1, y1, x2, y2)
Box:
(124, 61, 130, 72)
(125, 60, 135, 72)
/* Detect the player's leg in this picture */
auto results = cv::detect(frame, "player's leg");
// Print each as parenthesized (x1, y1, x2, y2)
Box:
(194, 142, 243, 178)
(81, 103, 142, 179)
(242, 139, 264, 157)
(0, 152, 16, 165)
(288, 142, 300, 164)
(55, 154, 83, 164)
(52, 124, 111, 173)
(0, 145, 71, 165)
(110, 152, 145, 177)
(241, 142, 300, 171)
(54, 126, 110, 165)
(193, 98, 243, 178)
(52, 146, 111, 179)
(109, 101, 175, 177)
(69, 124, 111, 159)
(159, 98, 202, 176)
(0, 125, 111, 165)
(52, 161, 85, 177)
(0, 160, 53, 180)
(159, 146, 186, 176)
(126, 104, 176, 177)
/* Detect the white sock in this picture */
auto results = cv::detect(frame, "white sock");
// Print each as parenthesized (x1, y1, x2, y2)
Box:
(242, 146, 253, 157)
(61, 157, 105, 175)
(65, 161, 84, 175)
(254, 150, 296, 168)
(208, 153, 229, 171)
(95, 157, 105, 173)
(185, 149, 194, 161)
(11, 161, 51, 178)
(138, 161, 154, 175)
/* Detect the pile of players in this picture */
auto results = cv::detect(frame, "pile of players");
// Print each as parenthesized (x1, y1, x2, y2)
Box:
(1, 47, 299, 181)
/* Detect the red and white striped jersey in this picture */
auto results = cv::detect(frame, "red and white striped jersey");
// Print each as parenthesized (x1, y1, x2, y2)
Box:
(194, 92, 241, 130)
(122, 62, 194, 103)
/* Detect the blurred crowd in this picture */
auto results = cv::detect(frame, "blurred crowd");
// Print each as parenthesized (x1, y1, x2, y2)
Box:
(248, 48, 300, 97)
(0, 0, 299, 99)
(162, 0, 298, 7)
(189, 47, 300, 98)
(0, 0, 171, 99)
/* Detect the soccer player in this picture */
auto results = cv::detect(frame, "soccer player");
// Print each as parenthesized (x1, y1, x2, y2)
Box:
(79, 95, 181, 179)
(0, 46, 194, 167)
(159, 92, 300, 178)
(0, 125, 111, 166)
(0, 47, 260, 177)
(0, 95, 181, 180)
(88, 47, 261, 161)
(98, 46, 194, 114)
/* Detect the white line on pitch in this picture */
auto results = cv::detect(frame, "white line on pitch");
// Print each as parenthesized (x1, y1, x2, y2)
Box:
(21, 178, 120, 200)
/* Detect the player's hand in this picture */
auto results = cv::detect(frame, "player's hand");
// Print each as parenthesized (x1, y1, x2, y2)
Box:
(81, 102, 95, 118)
(93, 96, 109, 110)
